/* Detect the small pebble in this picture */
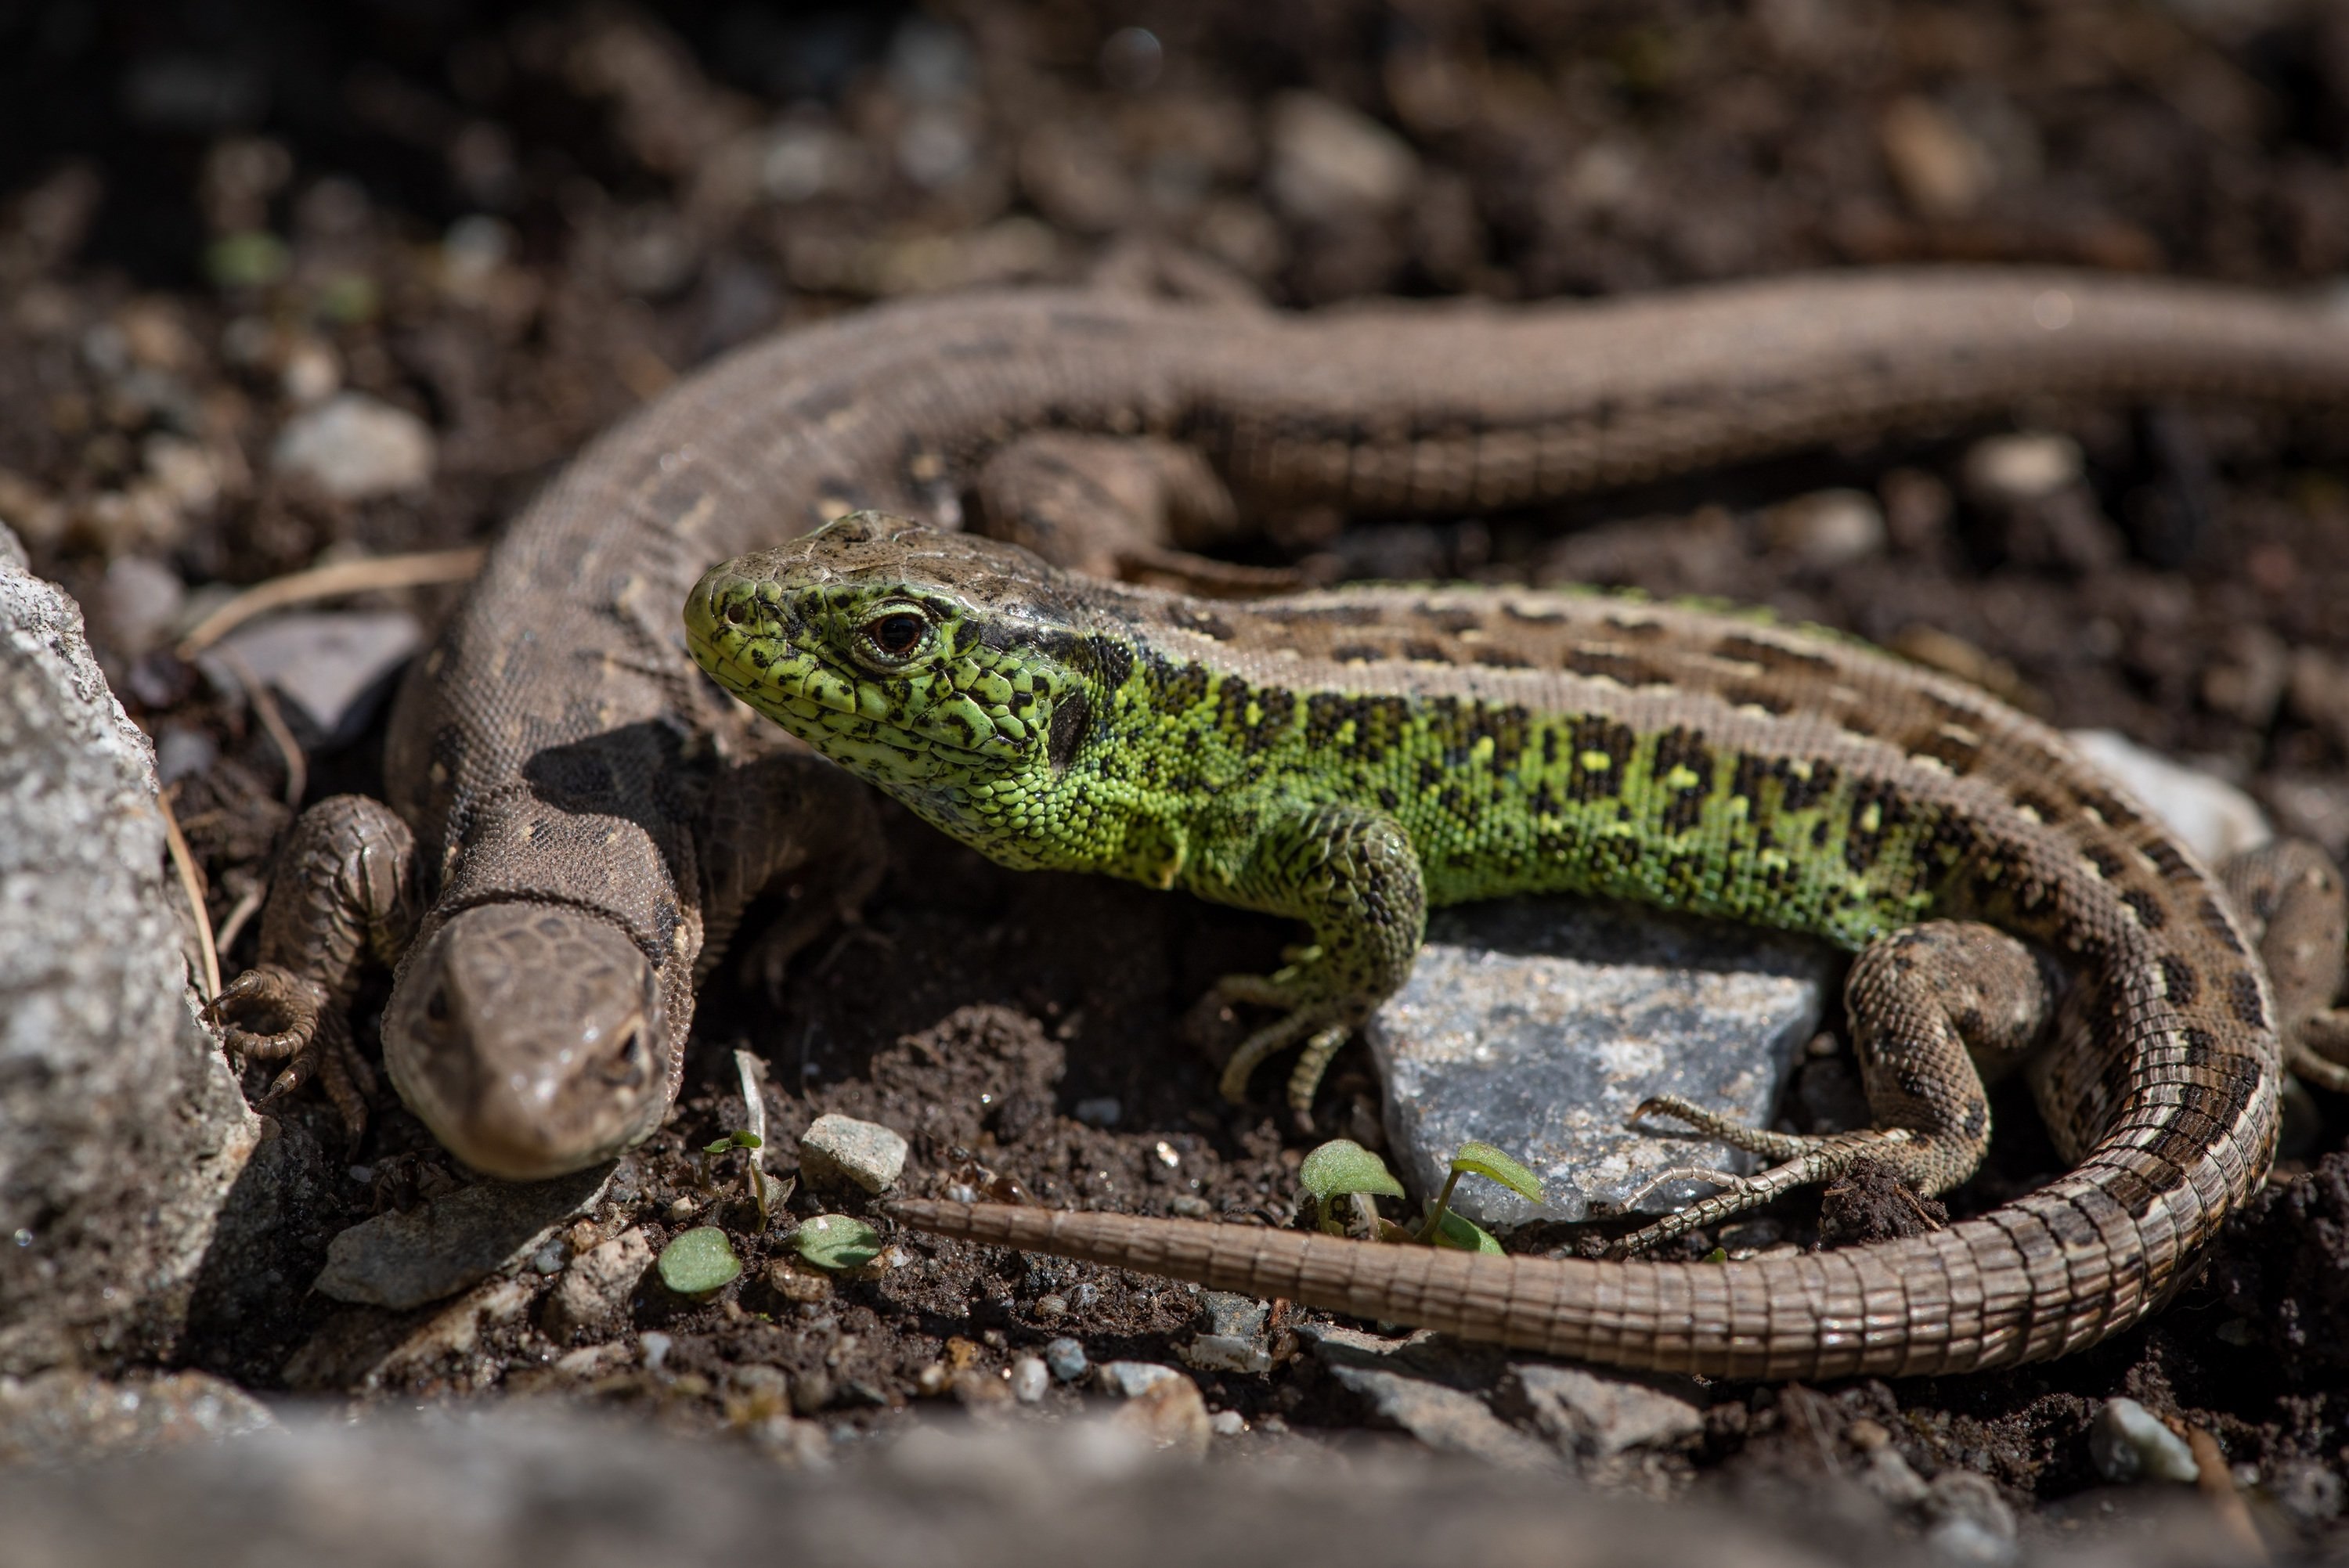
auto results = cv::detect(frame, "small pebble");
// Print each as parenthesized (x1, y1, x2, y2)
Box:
(1764, 488, 1886, 571)
(1009, 1357, 1048, 1404)
(664, 1196, 698, 1223)
(639, 1332, 673, 1375)
(1044, 1338, 1088, 1382)
(1034, 1293, 1067, 1321)
(1265, 89, 1420, 222)
(798, 1112, 908, 1194)
(1072, 1097, 1122, 1129)
(1961, 431, 2082, 504)
(2089, 1397, 2199, 1485)
(270, 392, 435, 501)
(1070, 1283, 1099, 1312)
(1097, 1361, 1180, 1398)
(1169, 1194, 1212, 1218)
(1210, 1409, 1246, 1437)
(529, 1241, 565, 1275)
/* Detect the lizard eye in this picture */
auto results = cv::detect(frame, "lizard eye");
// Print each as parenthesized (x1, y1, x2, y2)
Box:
(861, 610, 929, 660)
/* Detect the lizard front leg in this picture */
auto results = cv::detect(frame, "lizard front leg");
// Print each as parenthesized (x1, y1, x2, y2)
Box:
(1195, 798, 1427, 1119)
(205, 794, 419, 1150)
(1615, 920, 2055, 1254)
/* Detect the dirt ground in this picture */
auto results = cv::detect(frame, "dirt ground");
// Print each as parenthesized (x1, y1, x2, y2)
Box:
(7, 0, 2349, 1550)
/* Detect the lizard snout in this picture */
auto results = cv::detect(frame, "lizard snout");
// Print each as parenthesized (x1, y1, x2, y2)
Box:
(383, 904, 671, 1181)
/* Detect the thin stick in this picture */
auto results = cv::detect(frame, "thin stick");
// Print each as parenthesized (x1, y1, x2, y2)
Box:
(157, 788, 221, 1002)
(212, 881, 267, 962)
(209, 643, 307, 811)
(176, 546, 485, 658)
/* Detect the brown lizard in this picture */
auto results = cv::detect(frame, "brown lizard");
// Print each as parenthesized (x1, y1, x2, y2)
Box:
(214, 269, 2349, 1213)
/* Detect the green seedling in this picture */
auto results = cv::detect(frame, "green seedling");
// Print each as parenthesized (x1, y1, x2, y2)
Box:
(702, 1130, 772, 1225)
(795, 1213, 883, 1273)
(1416, 1140, 1544, 1253)
(658, 1225, 742, 1297)
(1296, 1137, 1544, 1253)
(1298, 1139, 1405, 1236)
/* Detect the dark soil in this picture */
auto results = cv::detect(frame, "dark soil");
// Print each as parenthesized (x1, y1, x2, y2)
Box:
(8, 0, 2349, 1552)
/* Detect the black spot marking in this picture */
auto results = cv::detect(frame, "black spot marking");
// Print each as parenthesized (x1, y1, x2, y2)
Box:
(1905, 723, 1983, 776)
(2120, 889, 2167, 930)
(1566, 716, 1636, 801)
(1652, 726, 1715, 837)
(2227, 970, 2269, 1031)
(1048, 692, 1090, 771)
(1779, 759, 1838, 813)
(1721, 683, 1796, 716)
(1174, 606, 1234, 641)
(2157, 954, 2200, 1006)
(2081, 843, 2127, 880)
(1088, 636, 1135, 690)
(1401, 640, 1455, 664)
(1716, 631, 1835, 675)
(2199, 896, 2249, 956)
(1472, 646, 1535, 669)
(1330, 643, 1385, 664)
(1561, 646, 1669, 686)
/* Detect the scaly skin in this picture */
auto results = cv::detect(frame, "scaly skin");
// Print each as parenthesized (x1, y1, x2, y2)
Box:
(684, 514, 2347, 1379)
(216, 267, 2349, 1181)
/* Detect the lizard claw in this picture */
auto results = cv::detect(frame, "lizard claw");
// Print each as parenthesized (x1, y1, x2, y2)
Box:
(206, 964, 329, 1062)
(210, 964, 372, 1154)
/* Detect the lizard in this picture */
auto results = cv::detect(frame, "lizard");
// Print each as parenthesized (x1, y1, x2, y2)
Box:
(684, 512, 2349, 1379)
(210, 266, 2349, 1191)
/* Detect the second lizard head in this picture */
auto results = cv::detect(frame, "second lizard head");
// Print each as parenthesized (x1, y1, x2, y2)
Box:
(684, 511, 1118, 868)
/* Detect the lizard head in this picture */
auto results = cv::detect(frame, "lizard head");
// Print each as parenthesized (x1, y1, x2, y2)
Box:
(684, 512, 1116, 864)
(384, 903, 669, 1181)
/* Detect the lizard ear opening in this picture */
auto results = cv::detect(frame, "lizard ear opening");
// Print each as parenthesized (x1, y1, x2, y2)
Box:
(1047, 690, 1090, 772)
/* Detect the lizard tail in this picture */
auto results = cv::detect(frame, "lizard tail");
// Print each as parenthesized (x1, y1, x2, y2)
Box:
(886, 1183, 2204, 1380)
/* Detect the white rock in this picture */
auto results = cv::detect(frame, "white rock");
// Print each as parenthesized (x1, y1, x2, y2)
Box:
(271, 393, 435, 501)
(2089, 1397, 2199, 1484)
(2066, 730, 2271, 866)
(1961, 431, 2082, 503)
(796, 1113, 907, 1194)
(1009, 1356, 1048, 1404)
(1265, 91, 1419, 222)
(1096, 1361, 1184, 1398)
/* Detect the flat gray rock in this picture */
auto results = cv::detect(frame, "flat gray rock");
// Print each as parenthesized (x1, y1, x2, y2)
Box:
(0, 529, 261, 1374)
(1368, 897, 1837, 1227)
(207, 608, 421, 748)
(312, 1164, 612, 1310)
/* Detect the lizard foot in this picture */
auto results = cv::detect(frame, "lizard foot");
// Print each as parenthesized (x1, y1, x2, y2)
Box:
(1605, 1094, 1920, 1257)
(207, 964, 374, 1152)
(1209, 957, 1362, 1122)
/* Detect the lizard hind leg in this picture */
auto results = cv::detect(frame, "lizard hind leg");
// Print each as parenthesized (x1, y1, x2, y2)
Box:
(1611, 920, 2055, 1257)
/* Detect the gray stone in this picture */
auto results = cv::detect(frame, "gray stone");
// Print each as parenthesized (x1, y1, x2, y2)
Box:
(540, 1227, 655, 1343)
(1921, 1471, 2017, 1564)
(1182, 1289, 1273, 1375)
(269, 393, 435, 501)
(0, 1370, 276, 1465)
(1368, 898, 1836, 1225)
(1503, 1363, 1703, 1460)
(312, 1163, 611, 1310)
(2088, 1397, 2199, 1485)
(1304, 1323, 1553, 1471)
(797, 1112, 907, 1193)
(1044, 1337, 1087, 1382)
(2066, 730, 2270, 867)
(207, 610, 421, 748)
(0, 534, 262, 1374)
